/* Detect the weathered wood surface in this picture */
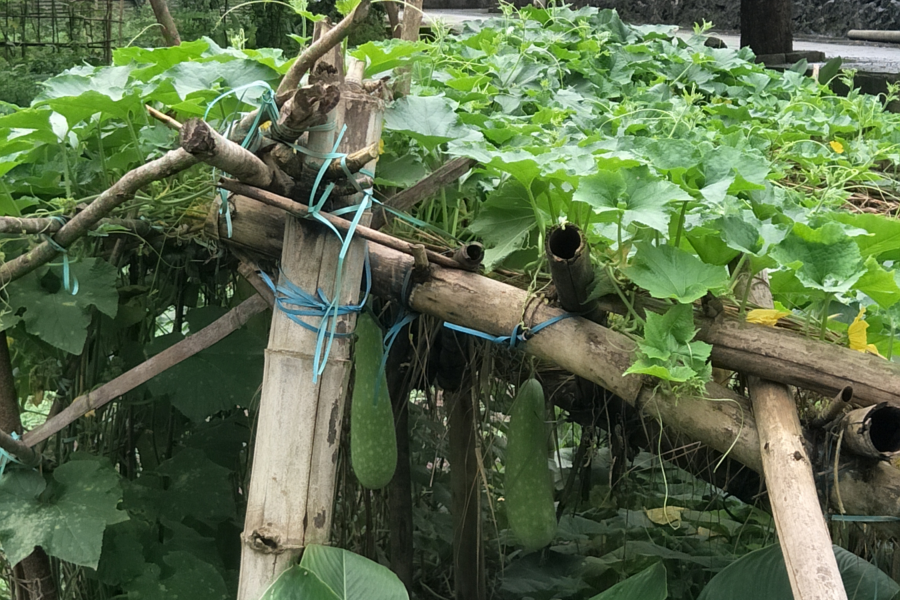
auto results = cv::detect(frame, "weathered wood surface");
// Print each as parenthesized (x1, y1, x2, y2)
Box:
(743, 272, 846, 600)
(237, 54, 384, 599)
(207, 195, 900, 410)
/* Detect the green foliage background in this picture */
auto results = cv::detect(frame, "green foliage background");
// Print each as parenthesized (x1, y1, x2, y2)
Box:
(2, 4, 900, 600)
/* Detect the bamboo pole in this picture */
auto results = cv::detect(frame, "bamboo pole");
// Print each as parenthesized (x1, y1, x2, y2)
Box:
(236, 55, 385, 599)
(742, 271, 847, 600)
(206, 195, 900, 409)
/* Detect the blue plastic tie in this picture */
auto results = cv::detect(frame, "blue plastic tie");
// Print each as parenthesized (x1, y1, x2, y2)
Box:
(204, 81, 281, 239)
(443, 313, 573, 350)
(44, 233, 78, 295)
(0, 432, 23, 477)
(829, 515, 900, 522)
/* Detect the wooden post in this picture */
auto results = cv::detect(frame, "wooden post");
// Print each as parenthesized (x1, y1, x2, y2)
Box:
(237, 53, 384, 599)
(742, 271, 847, 600)
(740, 0, 792, 55)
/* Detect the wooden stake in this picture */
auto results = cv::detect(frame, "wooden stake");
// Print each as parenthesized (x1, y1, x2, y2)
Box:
(742, 271, 847, 600)
(237, 54, 385, 599)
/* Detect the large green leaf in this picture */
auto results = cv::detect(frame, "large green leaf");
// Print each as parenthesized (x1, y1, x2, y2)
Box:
(123, 551, 229, 600)
(299, 545, 410, 600)
(770, 222, 864, 294)
(467, 181, 537, 271)
(698, 544, 900, 600)
(622, 244, 729, 303)
(156, 448, 236, 525)
(384, 96, 471, 151)
(589, 562, 667, 600)
(5, 258, 119, 354)
(146, 306, 266, 421)
(259, 565, 340, 600)
(0, 458, 128, 568)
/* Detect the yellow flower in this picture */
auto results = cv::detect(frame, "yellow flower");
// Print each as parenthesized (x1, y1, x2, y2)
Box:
(746, 309, 790, 327)
(829, 140, 844, 154)
(848, 307, 869, 352)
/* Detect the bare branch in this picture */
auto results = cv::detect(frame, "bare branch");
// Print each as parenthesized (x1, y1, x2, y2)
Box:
(276, 0, 372, 95)
(22, 294, 270, 447)
(0, 148, 198, 286)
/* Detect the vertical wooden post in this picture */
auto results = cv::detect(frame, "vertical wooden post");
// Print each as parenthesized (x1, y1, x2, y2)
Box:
(237, 54, 385, 600)
(740, 0, 792, 55)
(742, 271, 847, 600)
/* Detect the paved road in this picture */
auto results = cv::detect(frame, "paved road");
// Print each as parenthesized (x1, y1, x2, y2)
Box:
(423, 8, 900, 74)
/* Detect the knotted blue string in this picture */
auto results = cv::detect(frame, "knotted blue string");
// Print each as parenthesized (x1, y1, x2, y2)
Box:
(444, 313, 573, 350)
(204, 81, 281, 239)
(257, 248, 372, 382)
(44, 218, 78, 295)
(0, 432, 22, 477)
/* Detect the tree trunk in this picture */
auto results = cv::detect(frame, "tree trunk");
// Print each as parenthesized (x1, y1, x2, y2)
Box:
(386, 320, 414, 590)
(741, 0, 792, 55)
(0, 332, 59, 600)
(147, 0, 181, 46)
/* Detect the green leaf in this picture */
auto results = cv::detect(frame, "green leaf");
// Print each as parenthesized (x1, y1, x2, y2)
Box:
(854, 257, 900, 308)
(467, 181, 537, 271)
(5, 258, 119, 354)
(770, 222, 864, 294)
(384, 96, 470, 151)
(123, 551, 229, 600)
(146, 306, 266, 421)
(623, 243, 729, 303)
(0, 459, 128, 568)
(589, 562, 667, 600)
(835, 212, 900, 261)
(575, 167, 689, 233)
(818, 56, 843, 84)
(698, 544, 900, 600)
(625, 303, 712, 384)
(156, 448, 236, 525)
(299, 545, 410, 600)
(351, 39, 428, 77)
(259, 565, 340, 600)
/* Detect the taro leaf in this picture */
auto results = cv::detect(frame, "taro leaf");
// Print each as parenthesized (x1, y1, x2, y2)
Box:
(351, 39, 428, 77)
(854, 256, 900, 309)
(156, 448, 236, 525)
(589, 562, 667, 600)
(466, 181, 536, 271)
(259, 565, 340, 600)
(146, 306, 266, 421)
(697, 544, 900, 600)
(384, 96, 469, 151)
(123, 551, 228, 600)
(298, 544, 410, 600)
(769, 222, 864, 294)
(500, 550, 589, 600)
(623, 243, 729, 303)
(0, 458, 128, 568)
(6, 258, 119, 354)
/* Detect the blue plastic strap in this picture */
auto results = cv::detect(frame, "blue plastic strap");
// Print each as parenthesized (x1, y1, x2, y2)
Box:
(44, 234, 78, 295)
(205, 81, 281, 238)
(443, 313, 573, 350)
(0, 432, 23, 477)
(829, 515, 900, 522)
(372, 309, 419, 406)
